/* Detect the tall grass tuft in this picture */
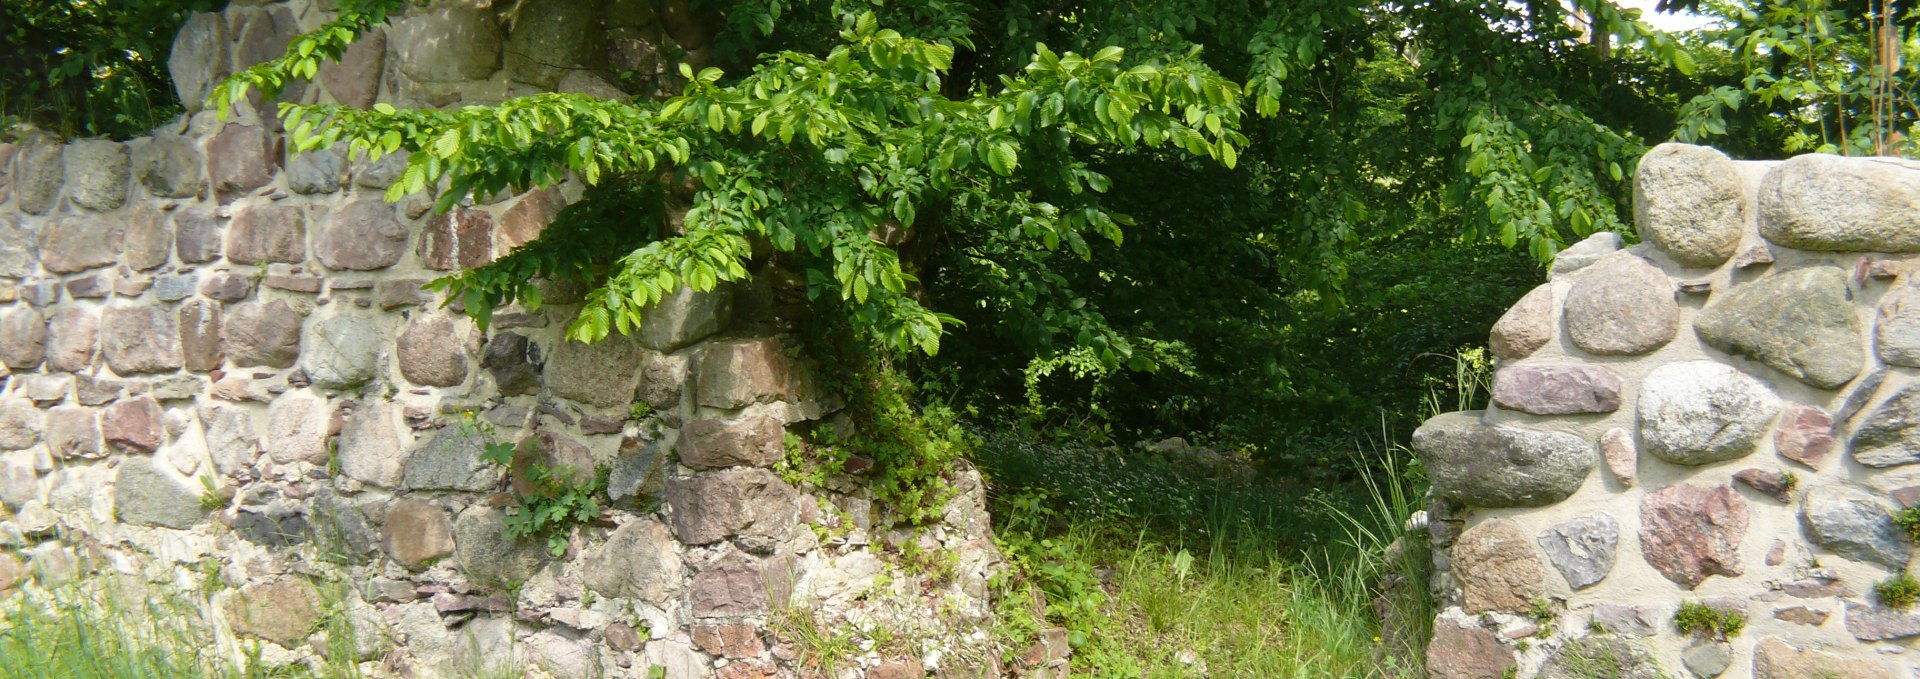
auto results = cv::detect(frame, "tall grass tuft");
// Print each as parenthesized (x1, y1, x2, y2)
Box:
(0, 576, 239, 679)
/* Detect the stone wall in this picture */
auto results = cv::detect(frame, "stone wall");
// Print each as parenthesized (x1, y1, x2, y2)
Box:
(0, 2, 1001, 677)
(1417, 145, 1920, 678)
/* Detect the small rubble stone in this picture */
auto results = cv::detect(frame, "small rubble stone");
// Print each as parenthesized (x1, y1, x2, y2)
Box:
(1774, 606, 1829, 626)
(1775, 405, 1837, 469)
(1733, 468, 1792, 502)
(100, 397, 162, 454)
(223, 300, 302, 368)
(1600, 428, 1636, 487)
(382, 498, 455, 569)
(397, 315, 468, 387)
(225, 203, 306, 264)
(100, 306, 183, 374)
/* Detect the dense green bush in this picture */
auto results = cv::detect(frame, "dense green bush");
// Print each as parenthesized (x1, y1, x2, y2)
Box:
(0, 0, 224, 140)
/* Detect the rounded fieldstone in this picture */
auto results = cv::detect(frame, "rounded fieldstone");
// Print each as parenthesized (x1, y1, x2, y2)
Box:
(581, 518, 683, 600)
(338, 401, 403, 487)
(11, 137, 64, 215)
(383, 498, 455, 569)
(100, 306, 183, 374)
(45, 308, 97, 373)
(396, 315, 469, 387)
(168, 12, 229, 112)
(1411, 411, 1592, 507)
(62, 139, 128, 212)
(1640, 484, 1747, 588)
(1634, 143, 1745, 267)
(223, 300, 303, 368)
(114, 456, 207, 529)
(122, 203, 172, 271)
(1876, 284, 1920, 368)
(1802, 486, 1911, 568)
(0, 307, 47, 371)
(0, 214, 39, 278)
(315, 199, 407, 270)
(286, 148, 347, 195)
(503, 0, 606, 88)
(319, 27, 385, 108)
(1548, 231, 1624, 279)
(0, 399, 44, 451)
(1760, 154, 1920, 252)
(225, 203, 306, 264)
(133, 134, 204, 199)
(1637, 361, 1780, 465)
(206, 125, 277, 202)
(1491, 362, 1622, 415)
(299, 313, 383, 390)
(1695, 266, 1862, 389)
(1563, 253, 1678, 356)
(1490, 283, 1554, 360)
(40, 215, 125, 274)
(453, 505, 547, 588)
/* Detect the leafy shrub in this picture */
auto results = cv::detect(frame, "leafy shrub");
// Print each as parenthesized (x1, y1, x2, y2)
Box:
(1673, 601, 1745, 639)
(0, 0, 225, 139)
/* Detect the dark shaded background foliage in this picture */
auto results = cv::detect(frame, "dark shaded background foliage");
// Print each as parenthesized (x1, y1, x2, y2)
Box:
(0, 0, 226, 139)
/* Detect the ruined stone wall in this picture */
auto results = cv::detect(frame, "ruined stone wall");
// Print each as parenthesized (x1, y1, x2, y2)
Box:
(1418, 145, 1920, 678)
(0, 2, 1001, 677)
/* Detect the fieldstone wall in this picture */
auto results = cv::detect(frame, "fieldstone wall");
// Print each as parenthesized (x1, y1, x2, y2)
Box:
(0, 2, 1002, 678)
(1418, 145, 1920, 678)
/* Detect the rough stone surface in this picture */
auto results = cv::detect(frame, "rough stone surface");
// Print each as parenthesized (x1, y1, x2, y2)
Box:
(663, 468, 800, 546)
(265, 392, 328, 464)
(499, 189, 559, 249)
(1695, 266, 1862, 389)
(1639, 484, 1747, 588)
(100, 397, 162, 454)
(286, 147, 346, 195)
(677, 414, 785, 470)
(689, 553, 781, 618)
(40, 216, 125, 274)
(179, 300, 222, 372)
(402, 427, 503, 492)
(453, 505, 546, 588)
(225, 203, 306, 264)
(1752, 637, 1894, 679)
(1489, 283, 1555, 360)
(1452, 519, 1545, 614)
(396, 315, 468, 387)
(1775, 404, 1837, 469)
(1845, 601, 1920, 640)
(503, 0, 605, 88)
(1600, 427, 1636, 487)
(1876, 284, 1920, 368)
(168, 12, 228, 112)
(200, 404, 258, 477)
(394, 7, 503, 83)
(338, 401, 402, 487)
(1852, 383, 1920, 468)
(637, 285, 733, 352)
(1637, 361, 1780, 465)
(1548, 231, 1623, 279)
(300, 313, 382, 390)
(315, 199, 407, 270)
(1536, 513, 1618, 590)
(174, 209, 223, 264)
(1490, 363, 1621, 415)
(419, 208, 493, 270)
(0, 214, 38, 278)
(698, 338, 802, 409)
(43, 308, 95, 373)
(481, 332, 542, 395)
(100, 306, 183, 374)
(1590, 604, 1661, 636)
(46, 406, 100, 459)
(1760, 154, 1920, 252)
(582, 518, 683, 600)
(0, 307, 47, 371)
(1802, 486, 1911, 568)
(11, 138, 63, 215)
(133, 135, 204, 198)
(114, 456, 206, 529)
(1564, 254, 1678, 355)
(382, 499, 454, 569)
(1634, 144, 1745, 267)
(122, 204, 172, 271)
(544, 335, 644, 407)
(222, 300, 300, 369)
(63, 139, 129, 212)
(1411, 411, 1592, 507)
(206, 125, 277, 202)
(0, 399, 42, 451)
(1426, 618, 1515, 679)
(225, 578, 323, 648)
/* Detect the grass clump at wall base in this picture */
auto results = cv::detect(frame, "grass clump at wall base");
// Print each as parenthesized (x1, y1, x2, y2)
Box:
(1672, 601, 1745, 639)
(0, 576, 237, 679)
(978, 430, 1433, 677)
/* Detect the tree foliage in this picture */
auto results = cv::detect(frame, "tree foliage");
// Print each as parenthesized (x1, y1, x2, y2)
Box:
(0, 0, 224, 139)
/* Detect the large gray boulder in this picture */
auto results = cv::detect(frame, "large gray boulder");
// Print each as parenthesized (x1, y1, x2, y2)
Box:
(1411, 411, 1592, 507)
(394, 7, 503, 83)
(1760, 154, 1920, 252)
(299, 313, 383, 390)
(114, 457, 207, 529)
(1802, 486, 1911, 568)
(1634, 143, 1745, 267)
(580, 518, 683, 600)
(133, 135, 204, 198)
(1695, 266, 1862, 389)
(168, 12, 229, 113)
(1637, 361, 1780, 465)
(637, 284, 732, 352)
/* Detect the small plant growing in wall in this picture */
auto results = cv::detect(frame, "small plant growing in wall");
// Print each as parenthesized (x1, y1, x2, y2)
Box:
(1876, 571, 1920, 610)
(1894, 506, 1920, 543)
(1673, 601, 1744, 639)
